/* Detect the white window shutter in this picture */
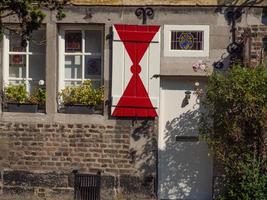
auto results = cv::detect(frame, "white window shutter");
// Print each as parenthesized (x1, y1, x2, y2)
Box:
(111, 24, 160, 117)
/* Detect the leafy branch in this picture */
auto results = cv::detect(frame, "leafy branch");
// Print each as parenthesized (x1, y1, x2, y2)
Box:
(0, 0, 69, 45)
(199, 66, 267, 199)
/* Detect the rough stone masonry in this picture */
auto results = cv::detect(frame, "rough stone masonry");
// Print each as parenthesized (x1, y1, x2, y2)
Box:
(0, 120, 157, 200)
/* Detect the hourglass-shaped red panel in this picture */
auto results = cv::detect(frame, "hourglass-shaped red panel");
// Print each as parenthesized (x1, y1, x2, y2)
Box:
(112, 25, 160, 117)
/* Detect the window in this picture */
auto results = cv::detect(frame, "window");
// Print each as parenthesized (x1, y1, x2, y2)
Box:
(263, 37, 267, 53)
(170, 31, 204, 50)
(58, 26, 103, 91)
(263, 36, 267, 61)
(3, 29, 46, 93)
(262, 7, 267, 25)
(164, 25, 209, 57)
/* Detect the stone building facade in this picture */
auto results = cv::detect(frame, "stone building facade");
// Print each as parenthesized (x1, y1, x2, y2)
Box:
(0, 1, 266, 200)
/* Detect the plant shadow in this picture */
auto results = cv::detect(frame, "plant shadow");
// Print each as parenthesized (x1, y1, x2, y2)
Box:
(157, 80, 213, 200)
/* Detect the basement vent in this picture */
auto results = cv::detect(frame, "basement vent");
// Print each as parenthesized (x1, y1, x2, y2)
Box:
(74, 171, 101, 200)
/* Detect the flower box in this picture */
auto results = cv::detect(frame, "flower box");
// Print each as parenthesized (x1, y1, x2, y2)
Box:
(7, 103, 38, 113)
(64, 104, 95, 114)
(59, 80, 104, 114)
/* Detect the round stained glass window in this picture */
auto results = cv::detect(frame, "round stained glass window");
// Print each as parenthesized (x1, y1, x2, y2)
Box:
(178, 32, 194, 50)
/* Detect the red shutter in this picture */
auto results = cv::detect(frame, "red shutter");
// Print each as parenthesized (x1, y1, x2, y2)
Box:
(111, 24, 160, 117)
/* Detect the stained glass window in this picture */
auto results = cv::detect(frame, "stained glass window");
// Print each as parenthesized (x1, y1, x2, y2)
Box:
(171, 31, 204, 50)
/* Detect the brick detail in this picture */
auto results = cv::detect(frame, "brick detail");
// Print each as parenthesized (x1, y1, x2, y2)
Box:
(0, 123, 132, 173)
(0, 120, 157, 199)
(237, 25, 267, 67)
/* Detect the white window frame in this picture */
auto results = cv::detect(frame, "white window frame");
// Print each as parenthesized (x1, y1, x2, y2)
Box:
(58, 25, 104, 92)
(164, 25, 210, 57)
(2, 29, 45, 92)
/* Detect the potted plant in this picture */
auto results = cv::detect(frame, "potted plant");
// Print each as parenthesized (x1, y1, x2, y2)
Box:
(4, 84, 45, 113)
(32, 87, 46, 110)
(59, 80, 104, 114)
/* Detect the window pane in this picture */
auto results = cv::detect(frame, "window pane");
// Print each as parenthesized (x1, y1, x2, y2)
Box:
(9, 31, 26, 52)
(65, 31, 82, 52)
(29, 30, 46, 53)
(85, 30, 102, 53)
(90, 80, 101, 88)
(85, 56, 101, 79)
(9, 55, 26, 78)
(171, 31, 204, 50)
(65, 55, 82, 79)
(28, 81, 37, 94)
(29, 55, 45, 80)
(64, 81, 82, 87)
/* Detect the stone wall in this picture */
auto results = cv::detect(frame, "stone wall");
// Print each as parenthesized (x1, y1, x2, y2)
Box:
(237, 25, 267, 67)
(0, 120, 157, 200)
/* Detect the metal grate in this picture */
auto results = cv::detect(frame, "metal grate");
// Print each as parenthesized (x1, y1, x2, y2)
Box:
(74, 171, 101, 200)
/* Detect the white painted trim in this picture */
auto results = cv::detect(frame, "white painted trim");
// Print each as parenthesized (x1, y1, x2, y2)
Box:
(164, 25, 210, 57)
(58, 28, 65, 92)
(25, 42, 29, 86)
(64, 52, 101, 56)
(2, 32, 9, 87)
(81, 30, 85, 82)
(60, 25, 103, 31)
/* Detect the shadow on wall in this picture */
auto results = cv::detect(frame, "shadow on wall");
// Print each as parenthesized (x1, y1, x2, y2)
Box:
(130, 120, 157, 193)
(158, 109, 203, 199)
(131, 120, 157, 176)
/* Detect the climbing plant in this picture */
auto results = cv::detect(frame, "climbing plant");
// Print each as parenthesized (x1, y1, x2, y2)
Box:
(199, 66, 267, 200)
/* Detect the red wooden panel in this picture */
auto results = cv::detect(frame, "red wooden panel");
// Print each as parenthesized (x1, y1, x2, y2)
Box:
(112, 24, 160, 117)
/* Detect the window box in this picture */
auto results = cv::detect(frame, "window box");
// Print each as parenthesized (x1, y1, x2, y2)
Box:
(7, 103, 38, 113)
(3, 84, 46, 113)
(62, 104, 101, 114)
(58, 80, 104, 114)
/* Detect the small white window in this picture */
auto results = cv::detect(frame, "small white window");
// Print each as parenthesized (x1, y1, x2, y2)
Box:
(164, 25, 209, 57)
(2, 29, 46, 93)
(58, 25, 103, 91)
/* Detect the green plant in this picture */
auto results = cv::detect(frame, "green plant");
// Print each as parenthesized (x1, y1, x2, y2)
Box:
(30, 88, 46, 106)
(4, 84, 28, 104)
(59, 80, 104, 106)
(0, 1, 68, 45)
(220, 155, 267, 200)
(199, 66, 267, 199)
(4, 84, 46, 105)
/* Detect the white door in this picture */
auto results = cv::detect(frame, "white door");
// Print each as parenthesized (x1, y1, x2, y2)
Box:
(158, 78, 213, 200)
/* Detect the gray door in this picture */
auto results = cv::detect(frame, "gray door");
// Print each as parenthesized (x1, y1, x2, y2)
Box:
(158, 79, 213, 200)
